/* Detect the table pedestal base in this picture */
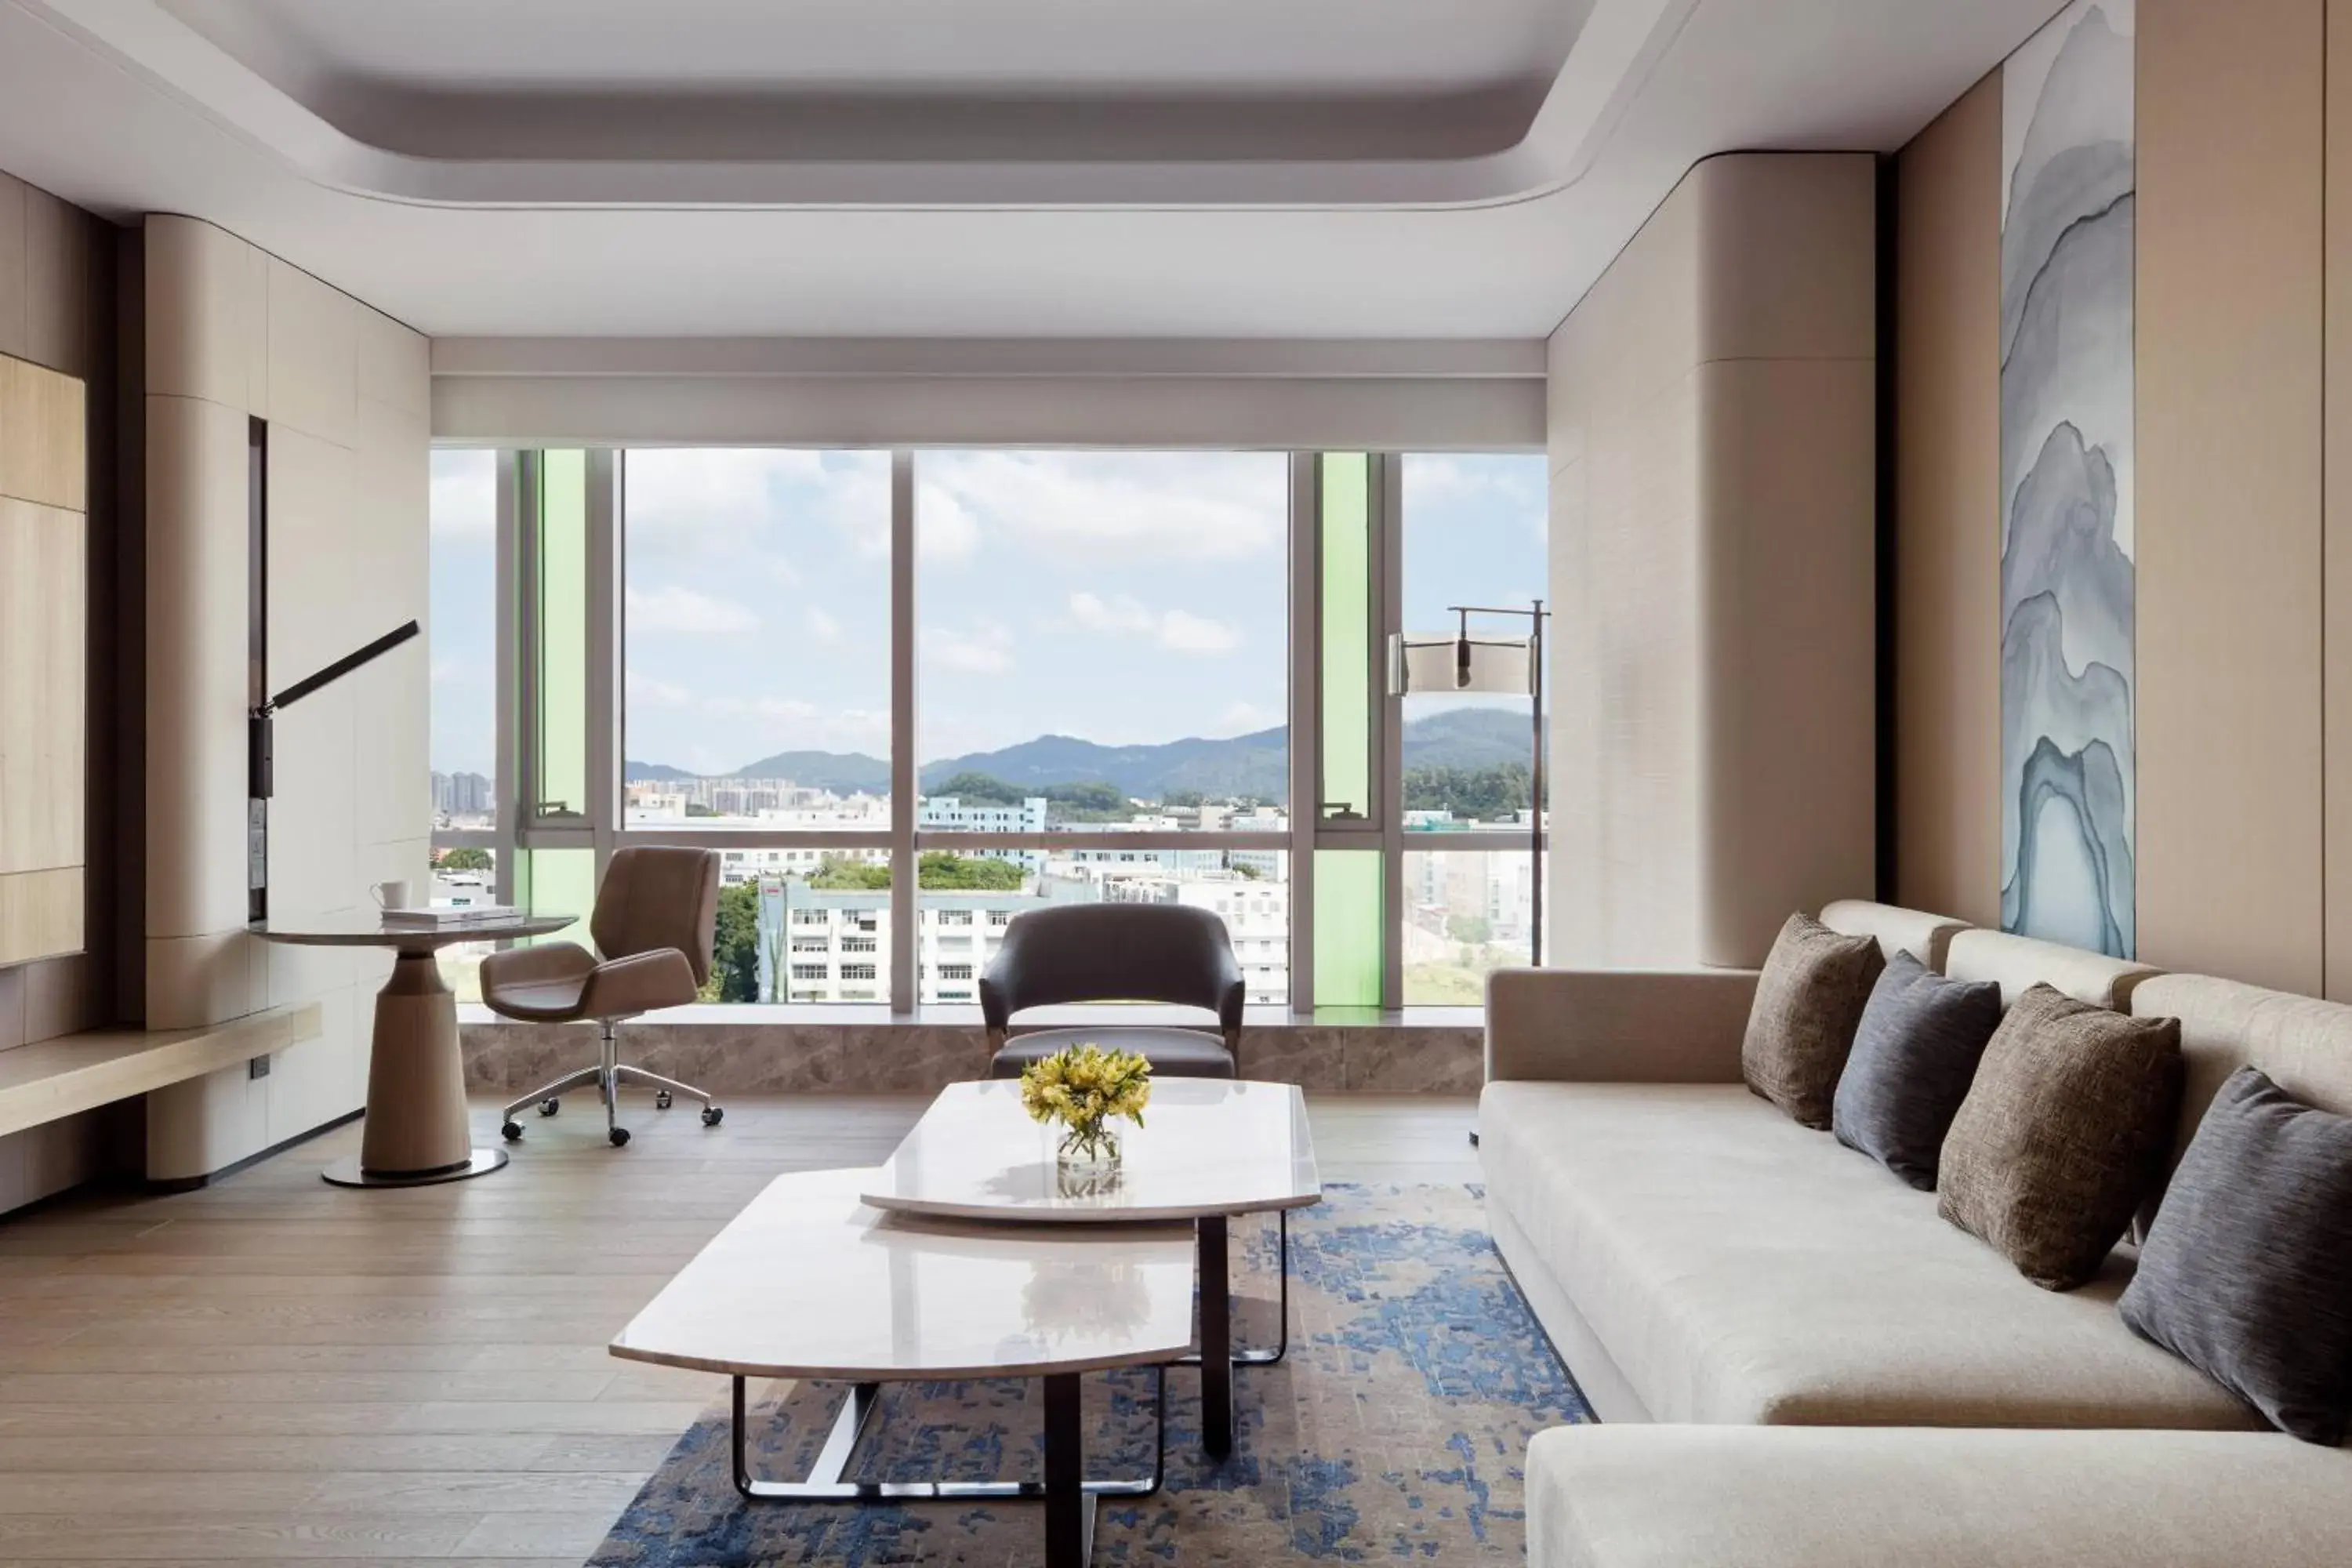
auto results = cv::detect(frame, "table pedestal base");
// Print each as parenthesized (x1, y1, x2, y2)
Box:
(730, 1368, 1165, 1568)
(322, 1148, 508, 1189)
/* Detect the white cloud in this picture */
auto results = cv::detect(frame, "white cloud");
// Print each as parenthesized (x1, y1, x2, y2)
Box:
(1065, 591, 1239, 655)
(916, 481, 982, 564)
(429, 450, 496, 537)
(806, 607, 843, 644)
(1218, 700, 1279, 734)
(626, 583, 760, 635)
(920, 451, 1285, 564)
(924, 622, 1015, 674)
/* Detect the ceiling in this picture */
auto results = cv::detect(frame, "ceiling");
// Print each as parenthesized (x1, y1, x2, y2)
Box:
(0, 0, 2061, 339)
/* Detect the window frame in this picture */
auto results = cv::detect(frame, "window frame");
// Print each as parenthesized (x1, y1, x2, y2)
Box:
(427, 444, 1544, 1014)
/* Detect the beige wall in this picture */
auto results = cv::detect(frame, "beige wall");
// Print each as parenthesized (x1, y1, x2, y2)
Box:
(0, 168, 123, 1214)
(1549, 153, 1879, 967)
(142, 216, 429, 1184)
(1893, 1, 2350, 997)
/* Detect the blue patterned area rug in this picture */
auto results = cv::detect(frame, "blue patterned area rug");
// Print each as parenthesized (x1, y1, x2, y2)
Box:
(590, 1182, 1589, 1565)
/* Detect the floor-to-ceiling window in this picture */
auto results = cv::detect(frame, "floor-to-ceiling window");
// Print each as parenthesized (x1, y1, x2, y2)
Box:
(428, 445, 1543, 1013)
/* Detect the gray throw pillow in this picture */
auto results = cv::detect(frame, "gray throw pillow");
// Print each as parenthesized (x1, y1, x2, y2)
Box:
(1742, 913, 1886, 1129)
(2118, 1067, 2352, 1445)
(1831, 951, 2002, 1189)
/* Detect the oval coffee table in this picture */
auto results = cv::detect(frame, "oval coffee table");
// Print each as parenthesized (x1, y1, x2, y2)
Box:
(256, 913, 573, 1187)
(861, 1077, 1321, 1458)
(612, 1166, 1195, 1567)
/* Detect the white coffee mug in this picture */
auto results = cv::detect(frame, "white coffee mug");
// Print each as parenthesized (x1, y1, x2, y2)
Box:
(371, 879, 413, 913)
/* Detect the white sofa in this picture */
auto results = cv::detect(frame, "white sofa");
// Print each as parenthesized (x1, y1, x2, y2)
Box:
(1483, 902, 2352, 1565)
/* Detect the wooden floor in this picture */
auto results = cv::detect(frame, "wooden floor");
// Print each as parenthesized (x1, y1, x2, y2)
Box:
(0, 1092, 1479, 1564)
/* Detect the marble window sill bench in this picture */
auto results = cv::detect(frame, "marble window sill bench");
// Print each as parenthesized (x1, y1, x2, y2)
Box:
(459, 1004, 1485, 1096)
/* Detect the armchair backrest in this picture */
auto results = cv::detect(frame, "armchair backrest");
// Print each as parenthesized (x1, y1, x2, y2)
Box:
(981, 902, 1245, 1036)
(591, 846, 721, 985)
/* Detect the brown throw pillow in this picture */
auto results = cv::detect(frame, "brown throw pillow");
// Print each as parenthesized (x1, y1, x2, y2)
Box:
(1937, 984, 2183, 1290)
(1742, 913, 1886, 1128)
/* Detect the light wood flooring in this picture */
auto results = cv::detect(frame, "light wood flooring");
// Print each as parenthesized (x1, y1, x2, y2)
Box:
(0, 1092, 1479, 1564)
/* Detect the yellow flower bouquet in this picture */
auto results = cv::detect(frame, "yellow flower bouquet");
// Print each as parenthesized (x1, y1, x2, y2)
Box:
(1020, 1043, 1152, 1167)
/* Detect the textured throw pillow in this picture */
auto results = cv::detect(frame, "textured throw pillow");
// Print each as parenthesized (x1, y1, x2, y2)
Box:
(1831, 951, 2003, 1189)
(1742, 913, 1886, 1129)
(1937, 984, 2183, 1290)
(2118, 1068, 2352, 1445)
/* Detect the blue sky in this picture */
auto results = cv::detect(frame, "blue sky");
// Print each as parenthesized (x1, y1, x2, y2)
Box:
(429, 448, 1546, 781)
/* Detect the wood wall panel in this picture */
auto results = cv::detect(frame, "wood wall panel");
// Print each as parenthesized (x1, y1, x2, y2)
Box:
(2327, 0, 2352, 1000)
(0, 354, 85, 510)
(1892, 76, 2002, 927)
(2135, 0, 2326, 995)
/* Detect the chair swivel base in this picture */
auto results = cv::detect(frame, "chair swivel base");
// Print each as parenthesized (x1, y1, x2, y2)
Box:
(497, 1020, 722, 1148)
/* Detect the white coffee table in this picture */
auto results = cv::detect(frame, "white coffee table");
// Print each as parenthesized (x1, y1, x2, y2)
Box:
(611, 1167, 1195, 1566)
(862, 1078, 1321, 1457)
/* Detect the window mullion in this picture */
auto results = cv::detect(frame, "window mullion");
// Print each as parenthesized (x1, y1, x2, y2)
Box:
(889, 450, 917, 1014)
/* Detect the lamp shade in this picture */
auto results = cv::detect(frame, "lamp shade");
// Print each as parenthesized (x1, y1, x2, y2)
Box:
(1388, 633, 1536, 696)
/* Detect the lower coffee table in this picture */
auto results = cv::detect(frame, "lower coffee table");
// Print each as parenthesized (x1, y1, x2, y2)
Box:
(610, 1166, 1195, 1567)
(862, 1078, 1321, 1457)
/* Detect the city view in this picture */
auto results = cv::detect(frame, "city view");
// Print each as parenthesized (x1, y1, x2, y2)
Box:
(430, 448, 1546, 1005)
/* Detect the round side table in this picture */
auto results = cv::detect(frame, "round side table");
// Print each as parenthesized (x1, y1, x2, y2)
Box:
(256, 914, 575, 1187)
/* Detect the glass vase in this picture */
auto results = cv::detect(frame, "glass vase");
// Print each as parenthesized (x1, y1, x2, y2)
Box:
(1056, 1120, 1121, 1171)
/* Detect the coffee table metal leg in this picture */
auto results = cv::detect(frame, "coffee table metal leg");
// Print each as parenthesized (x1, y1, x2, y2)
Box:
(1041, 1371, 1093, 1568)
(1178, 1207, 1289, 1369)
(728, 1366, 1166, 1553)
(1197, 1214, 1233, 1457)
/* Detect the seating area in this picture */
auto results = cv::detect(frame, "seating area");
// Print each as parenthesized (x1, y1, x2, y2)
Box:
(5, 2, 2352, 1563)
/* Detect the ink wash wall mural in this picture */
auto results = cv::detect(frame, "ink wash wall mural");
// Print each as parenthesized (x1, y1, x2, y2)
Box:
(2001, 0, 2136, 956)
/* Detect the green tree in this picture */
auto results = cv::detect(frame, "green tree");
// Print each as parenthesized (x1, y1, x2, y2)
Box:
(1402, 763, 1531, 824)
(703, 881, 762, 1003)
(435, 846, 492, 872)
(917, 852, 1025, 890)
(685, 802, 718, 818)
(809, 856, 892, 890)
(1453, 914, 1493, 947)
(930, 771, 1027, 805)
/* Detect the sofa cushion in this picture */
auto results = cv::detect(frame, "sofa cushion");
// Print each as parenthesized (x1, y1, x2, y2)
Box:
(1741, 913, 1884, 1128)
(2120, 1067, 2352, 1444)
(1479, 1080, 2255, 1428)
(1832, 952, 2002, 1189)
(1523, 1425, 2352, 1568)
(1944, 927, 2161, 1008)
(1818, 898, 1970, 971)
(1938, 984, 2183, 1290)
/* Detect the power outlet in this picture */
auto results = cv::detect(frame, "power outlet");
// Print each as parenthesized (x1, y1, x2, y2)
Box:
(249, 1054, 271, 1080)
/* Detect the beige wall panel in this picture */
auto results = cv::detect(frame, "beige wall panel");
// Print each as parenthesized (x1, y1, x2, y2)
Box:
(0, 499, 84, 873)
(265, 258, 357, 448)
(267, 699, 358, 924)
(265, 987, 357, 1147)
(2136, 0, 2326, 995)
(352, 399, 430, 848)
(143, 1058, 267, 1184)
(0, 964, 20, 1049)
(266, 425, 356, 684)
(2328, 0, 2352, 999)
(144, 216, 267, 414)
(1698, 356, 1878, 965)
(263, 927, 353, 1011)
(0, 867, 81, 964)
(0, 172, 23, 362)
(356, 310, 429, 419)
(0, 354, 87, 510)
(20, 185, 92, 379)
(143, 394, 252, 940)
(144, 931, 263, 1033)
(1892, 77, 2002, 927)
(1694, 153, 1880, 365)
(20, 950, 89, 1040)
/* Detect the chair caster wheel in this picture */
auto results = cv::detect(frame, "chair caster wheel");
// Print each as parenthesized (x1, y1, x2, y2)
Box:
(701, 1105, 724, 1127)
(539, 1098, 560, 1116)
(500, 1121, 523, 1142)
(655, 1091, 673, 1109)
(608, 1127, 631, 1148)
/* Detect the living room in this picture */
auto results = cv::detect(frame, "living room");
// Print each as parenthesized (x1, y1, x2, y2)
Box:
(0, 1, 2347, 1563)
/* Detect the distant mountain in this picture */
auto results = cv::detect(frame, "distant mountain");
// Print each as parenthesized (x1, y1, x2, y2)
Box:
(623, 760, 700, 783)
(627, 707, 1530, 800)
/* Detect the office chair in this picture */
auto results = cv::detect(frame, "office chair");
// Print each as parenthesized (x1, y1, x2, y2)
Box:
(484, 846, 723, 1148)
(980, 902, 1246, 1080)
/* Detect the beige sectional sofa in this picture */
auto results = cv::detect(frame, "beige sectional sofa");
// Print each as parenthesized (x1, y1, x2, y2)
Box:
(1483, 902, 2352, 1566)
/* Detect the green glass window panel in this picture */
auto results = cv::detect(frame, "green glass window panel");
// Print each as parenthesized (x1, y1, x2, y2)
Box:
(1313, 848, 1382, 1008)
(516, 847, 595, 951)
(535, 450, 589, 818)
(1318, 452, 1372, 822)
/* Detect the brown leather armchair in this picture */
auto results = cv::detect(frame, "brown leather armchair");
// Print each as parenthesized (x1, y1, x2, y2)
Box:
(981, 902, 1246, 1080)
(484, 846, 722, 1148)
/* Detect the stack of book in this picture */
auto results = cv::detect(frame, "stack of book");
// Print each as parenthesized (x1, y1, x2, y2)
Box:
(381, 905, 523, 929)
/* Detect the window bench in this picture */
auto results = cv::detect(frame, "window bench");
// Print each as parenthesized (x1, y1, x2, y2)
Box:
(0, 1004, 324, 1141)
